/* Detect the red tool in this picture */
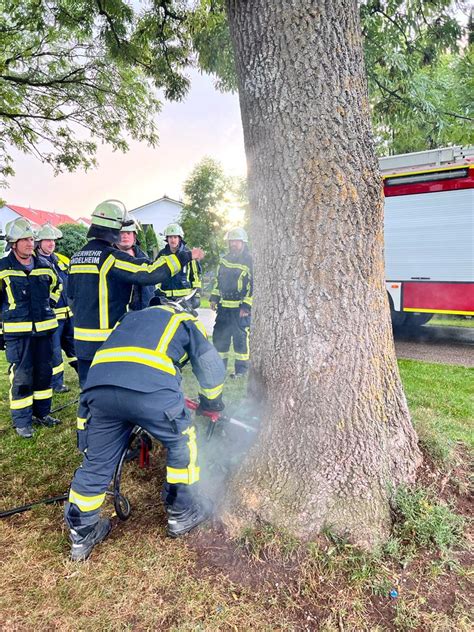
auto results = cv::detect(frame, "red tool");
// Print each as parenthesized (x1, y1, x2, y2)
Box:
(184, 397, 257, 440)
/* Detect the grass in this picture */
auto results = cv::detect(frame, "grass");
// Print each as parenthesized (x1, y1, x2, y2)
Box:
(0, 348, 472, 630)
(428, 315, 474, 328)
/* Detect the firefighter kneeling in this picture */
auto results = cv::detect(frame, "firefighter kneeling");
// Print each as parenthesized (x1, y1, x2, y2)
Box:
(64, 292, 225, 561)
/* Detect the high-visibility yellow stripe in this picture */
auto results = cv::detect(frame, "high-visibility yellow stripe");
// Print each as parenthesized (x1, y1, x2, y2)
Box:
(404, 308, 474, 316)
(56, 253, 70, 266)
(52, 362, 64, 375)
(68, 489, 106, 512)
(183, 426, 200, 484)
(33, 388, 53, 400)
(35, 318, 58, 332)
(200, 383, 224, 400)
(221, 300, 241, 308)
(0, 270, 25, 280)
(242, 296, 253, 306)
(162, 288, 193, 297)
(10, 395, 33, 410)
(3, 321, 33, 333)
(165, 254, 181, 275)
(69, 265, 99, 274)
(99, 255, 115, 330)
(156, 313, 195, 355)
(194, 319, 208, 339)
(235, 352, 250, 361)
(30, 268, 57, 283)
(4, 277, 16, 309)
(219, 351, 230, 359)
(91, 346, 176, 375)
(77, 417, 87, 430)
(220, 259, 250, 273)
(74, 327, 113, 341)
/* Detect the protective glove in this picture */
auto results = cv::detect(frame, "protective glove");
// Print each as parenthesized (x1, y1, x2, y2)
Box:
(196, 393, 225, 415)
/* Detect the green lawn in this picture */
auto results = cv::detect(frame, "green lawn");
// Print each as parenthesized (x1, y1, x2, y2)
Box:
(0, 349, 472, 630)
(428, 315, 474, 328)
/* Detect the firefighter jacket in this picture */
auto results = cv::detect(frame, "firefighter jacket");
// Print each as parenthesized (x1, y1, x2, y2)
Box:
(210, 246, 253, 310)
(67, 238, 190, 360)
(156, 241, 202, 298)
(0, 251, 61, 338)
(39, 251, 72, 320)
(127, 244, 155, 311)
(84, 305, 225, 412)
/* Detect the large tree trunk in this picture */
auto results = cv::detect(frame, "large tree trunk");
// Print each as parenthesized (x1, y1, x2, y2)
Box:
(222, 0, 422, 548)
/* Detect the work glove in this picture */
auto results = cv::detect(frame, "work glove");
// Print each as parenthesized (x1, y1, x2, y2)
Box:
(197, 393, 225, 415)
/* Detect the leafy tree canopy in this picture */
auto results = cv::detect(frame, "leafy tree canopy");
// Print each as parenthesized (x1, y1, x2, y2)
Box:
(1, 0, 472, 187)
(180, 156, 248, 271)
(0, 0, 191, 186)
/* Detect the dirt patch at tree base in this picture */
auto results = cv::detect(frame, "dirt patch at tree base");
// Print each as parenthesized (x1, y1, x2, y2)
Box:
(187, 446, 473, 630)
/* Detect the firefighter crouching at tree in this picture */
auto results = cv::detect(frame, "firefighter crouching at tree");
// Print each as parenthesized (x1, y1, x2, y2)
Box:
(155, 223, 202, 309)
(210, 227, 253, 378)
(64, 295, 225, 561)
(67, 199, 205, 451)
(0, 218, 62, 438)
(35, 222, 77, 393)
(114, 216, 154, 311)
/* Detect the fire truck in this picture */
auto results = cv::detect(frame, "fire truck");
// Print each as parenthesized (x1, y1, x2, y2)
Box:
(379, 146, 474, 328)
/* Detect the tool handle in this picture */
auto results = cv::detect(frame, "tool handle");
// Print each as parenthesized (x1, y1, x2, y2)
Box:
(184, 397, 221, 423)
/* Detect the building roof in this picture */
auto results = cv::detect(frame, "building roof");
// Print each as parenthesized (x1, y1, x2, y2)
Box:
(77, 216, 92, 226)
(131, 195, 183, 213)
(7, 204, 78, 226)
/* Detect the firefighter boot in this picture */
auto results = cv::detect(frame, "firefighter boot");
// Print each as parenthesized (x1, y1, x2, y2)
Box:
(69, 518, 112, 561)
(33, 414, 62, 427)
(15, 426, 34, 439)
(166, 497, 213, 538)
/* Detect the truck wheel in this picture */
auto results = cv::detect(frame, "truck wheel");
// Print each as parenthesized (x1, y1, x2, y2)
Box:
(403, 313, 433, 328)
(390, 308, 406, 329)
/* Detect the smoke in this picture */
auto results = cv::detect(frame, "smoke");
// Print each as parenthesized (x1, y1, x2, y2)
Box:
(195, 399, 260, 509)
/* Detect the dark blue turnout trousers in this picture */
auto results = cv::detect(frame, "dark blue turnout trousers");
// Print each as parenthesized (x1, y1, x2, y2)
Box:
(65, 386, 200, 532)
(212, 307, 250, 375)
(51, 316, 76, 389)
(4, 335, 53, 429)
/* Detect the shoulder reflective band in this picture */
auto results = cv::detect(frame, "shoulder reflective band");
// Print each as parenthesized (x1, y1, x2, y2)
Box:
(0, 270, 26, 280)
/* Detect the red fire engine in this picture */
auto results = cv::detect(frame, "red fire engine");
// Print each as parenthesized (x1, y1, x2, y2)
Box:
(380, 146, 474, 328)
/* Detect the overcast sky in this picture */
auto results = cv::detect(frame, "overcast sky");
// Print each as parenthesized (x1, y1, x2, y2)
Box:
(5, 70, 246, 219)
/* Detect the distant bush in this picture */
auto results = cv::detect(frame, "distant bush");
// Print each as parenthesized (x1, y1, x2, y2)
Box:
(57, 223, 88, 259)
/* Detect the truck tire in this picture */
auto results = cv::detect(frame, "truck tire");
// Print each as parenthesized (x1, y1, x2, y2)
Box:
(403, 313, 433, 328)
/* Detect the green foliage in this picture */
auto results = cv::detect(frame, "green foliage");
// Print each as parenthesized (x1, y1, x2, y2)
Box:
(392, 486, 465, 551)
(0, 0, 193, 186)
(189, 0, 472, 154)
(180, 157, 229, 271)
(56, 222, 88, 258)
(144, 224, 159, 258)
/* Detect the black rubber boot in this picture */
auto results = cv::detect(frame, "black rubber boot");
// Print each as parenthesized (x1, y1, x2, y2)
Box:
(69, 518, 112, 561)
(54, 385, 70, 394)
(33, 414, 61, 427)
(166, 498, 213, 538)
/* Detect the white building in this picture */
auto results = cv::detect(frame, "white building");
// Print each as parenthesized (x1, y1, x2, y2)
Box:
(130, 196, 183, 237)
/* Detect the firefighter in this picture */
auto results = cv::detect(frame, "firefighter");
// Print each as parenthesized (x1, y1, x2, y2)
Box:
(35, 222, 77, 393)
(155, 223, 202, 309)
(64, 294, 225, 560)
(0, 218, 62, 438)
(114, 217, 154, 311)
(67, 200, 205, 449)
(210, 227, 253, 378)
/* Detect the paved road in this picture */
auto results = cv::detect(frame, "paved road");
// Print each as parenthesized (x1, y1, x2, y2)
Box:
(394, 326, 474, 368)
(197, 309, 473, 368)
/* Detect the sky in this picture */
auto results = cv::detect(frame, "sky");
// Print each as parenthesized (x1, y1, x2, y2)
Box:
(5, 70, 247, 219)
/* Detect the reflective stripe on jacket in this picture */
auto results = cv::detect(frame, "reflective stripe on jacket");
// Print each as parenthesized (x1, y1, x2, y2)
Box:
(85, 305, 225, 401)
(67, 238, 184, 359)
(209, 247, 253, 309)
(156, 241, 202, 298)
(0, 251, 60, 337)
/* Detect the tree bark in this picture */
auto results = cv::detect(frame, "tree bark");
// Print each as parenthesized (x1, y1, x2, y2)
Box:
(222, 0, 422, 548)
